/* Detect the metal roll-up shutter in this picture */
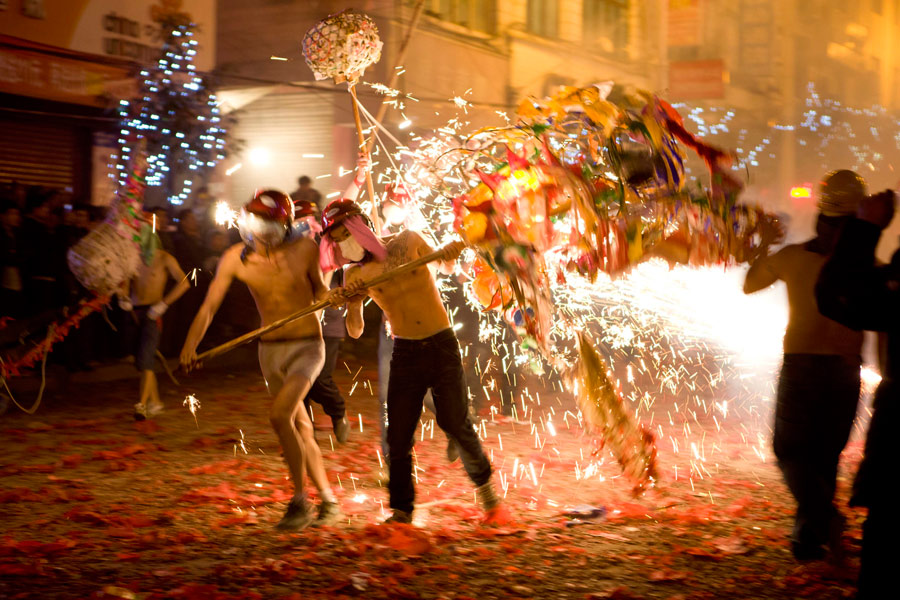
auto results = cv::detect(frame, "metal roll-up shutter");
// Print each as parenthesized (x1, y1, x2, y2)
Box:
(0, 117, 78, 190)
(229, 90, 335, 204)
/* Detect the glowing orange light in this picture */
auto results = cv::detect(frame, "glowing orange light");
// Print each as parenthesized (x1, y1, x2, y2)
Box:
(790, 186, 812, 199)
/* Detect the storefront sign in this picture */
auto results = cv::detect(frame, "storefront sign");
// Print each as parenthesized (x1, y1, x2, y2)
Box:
(0, 0, 215, 70)
(0, 44, 133, 106)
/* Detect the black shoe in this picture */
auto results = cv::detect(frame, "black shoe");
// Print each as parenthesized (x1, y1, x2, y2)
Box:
(276, 498, 314, 531)
(446, 439, 459, 463)
(313, 500, 343, 526)
(333, 416, 350, 445)
(383, 509, 413, 524)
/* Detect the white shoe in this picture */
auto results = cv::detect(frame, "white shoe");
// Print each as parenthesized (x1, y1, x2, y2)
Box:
(134, 402, 164, 421)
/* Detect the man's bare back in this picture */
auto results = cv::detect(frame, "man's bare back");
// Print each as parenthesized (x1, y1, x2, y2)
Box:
(744, 242, 863, 356)
(346, 231, 451, 339)
(220, 237, 324, 340)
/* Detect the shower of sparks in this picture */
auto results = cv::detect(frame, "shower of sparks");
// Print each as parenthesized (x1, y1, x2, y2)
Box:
(183, 394, 201, 428)
(191, 87, 880, 504)
(214, 201, 238, 228)
(235, 429, 248, 455)
(396, 93, 885, 490)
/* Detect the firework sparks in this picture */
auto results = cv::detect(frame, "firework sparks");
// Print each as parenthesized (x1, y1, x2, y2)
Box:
(183, 394, 201, 428)
(214, 201, 238, 228)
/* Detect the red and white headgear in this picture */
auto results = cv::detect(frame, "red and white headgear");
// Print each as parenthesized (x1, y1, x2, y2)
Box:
(239, 189, 294, 249)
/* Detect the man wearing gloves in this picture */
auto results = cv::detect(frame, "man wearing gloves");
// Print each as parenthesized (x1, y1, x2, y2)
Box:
(120, 221, 191, 420)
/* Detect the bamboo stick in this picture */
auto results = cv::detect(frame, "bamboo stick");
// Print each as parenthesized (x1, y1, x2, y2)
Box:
(195, 246, 451, 363)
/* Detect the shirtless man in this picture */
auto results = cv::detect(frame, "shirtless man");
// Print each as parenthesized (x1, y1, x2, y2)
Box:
(119, 221, 190, 420)
(179, 189, 339, 530)
(744, 169, 866, 561)
(322, 200, 500, 524)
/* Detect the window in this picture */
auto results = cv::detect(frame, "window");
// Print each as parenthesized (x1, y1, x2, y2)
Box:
(527, 0, 559, 38)
(426, 0, 496, 34)
(583, 0, 627, 52)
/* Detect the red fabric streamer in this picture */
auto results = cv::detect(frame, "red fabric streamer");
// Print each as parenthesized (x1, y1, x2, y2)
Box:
(0, 294, 111, 379)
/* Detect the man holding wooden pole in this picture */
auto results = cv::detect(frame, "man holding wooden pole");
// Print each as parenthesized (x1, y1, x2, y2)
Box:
(321, 202, 502, 525)
(179, 186, 340, 531)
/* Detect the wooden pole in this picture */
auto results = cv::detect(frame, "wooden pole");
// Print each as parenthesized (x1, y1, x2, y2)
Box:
(348, 84, 379, 227)
(195, 246, 452, 363)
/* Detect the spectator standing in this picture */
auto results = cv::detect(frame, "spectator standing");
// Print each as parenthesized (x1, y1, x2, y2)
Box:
(169, 208, 210, 354)
(173, 209, 208, 274)
(0, 203, 24, 317)
(191, 186, 216, 237)
(291, 175, 323, 213)
(816, 189, 900, 598)
(60, 205, 96, 371)
(21, 197, 65, 317)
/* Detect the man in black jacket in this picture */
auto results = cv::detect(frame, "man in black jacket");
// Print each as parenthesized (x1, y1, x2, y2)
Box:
(815, 189, 899, 598)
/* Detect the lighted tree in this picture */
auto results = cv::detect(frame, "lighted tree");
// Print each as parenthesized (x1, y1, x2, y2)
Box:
(117, 13, 227, 206)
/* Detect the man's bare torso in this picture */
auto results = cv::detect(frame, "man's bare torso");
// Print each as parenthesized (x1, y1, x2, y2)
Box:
(132, 251, 174, 305)
(225, 239, 322, 340)
(769, 243, 863, 356)
(349, 231, 450, 339)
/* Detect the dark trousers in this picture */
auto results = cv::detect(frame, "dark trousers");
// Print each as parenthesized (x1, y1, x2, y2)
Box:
(305, 336, 346, 421)
(388, 329, 492, 513)
(854, 381, 898, 597)
(858, 504, 897, 599)
(774, 354, 860, 552)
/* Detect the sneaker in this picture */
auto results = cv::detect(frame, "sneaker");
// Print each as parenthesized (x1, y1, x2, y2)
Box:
(446, 439, 459, 463)
(383, 509, 413, 524)
(476, 480, 501, 512)
(133, 403, 148, 421)
(333, 416, 350, 445)
(276, 498, 315, 531)
(313, 501, 343, 527)
(146, 402, 164, 417)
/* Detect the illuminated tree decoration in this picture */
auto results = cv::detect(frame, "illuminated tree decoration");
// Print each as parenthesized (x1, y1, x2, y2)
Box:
(116, 16, 227, 205)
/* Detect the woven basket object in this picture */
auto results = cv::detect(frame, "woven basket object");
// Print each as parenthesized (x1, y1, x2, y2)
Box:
(67, 222, 141, 295)
(301, 10, 382, 83)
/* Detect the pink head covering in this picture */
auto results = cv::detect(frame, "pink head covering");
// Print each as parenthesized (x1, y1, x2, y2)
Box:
(319, 214, 388, 272)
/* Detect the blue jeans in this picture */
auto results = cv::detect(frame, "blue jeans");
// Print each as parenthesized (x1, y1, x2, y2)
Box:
(386, 329, 492, 513)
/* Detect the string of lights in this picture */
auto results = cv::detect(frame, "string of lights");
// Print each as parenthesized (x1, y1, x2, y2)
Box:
(115, 22, 228, 206)
(674, 82, 900, 187)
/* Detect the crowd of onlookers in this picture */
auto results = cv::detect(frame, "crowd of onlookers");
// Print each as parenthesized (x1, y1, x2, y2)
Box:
(0, 181, 255, 371)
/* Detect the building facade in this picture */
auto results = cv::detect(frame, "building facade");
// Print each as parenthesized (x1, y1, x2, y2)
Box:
(0, 0, 216, 205)
(212, 1, 900, 206)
